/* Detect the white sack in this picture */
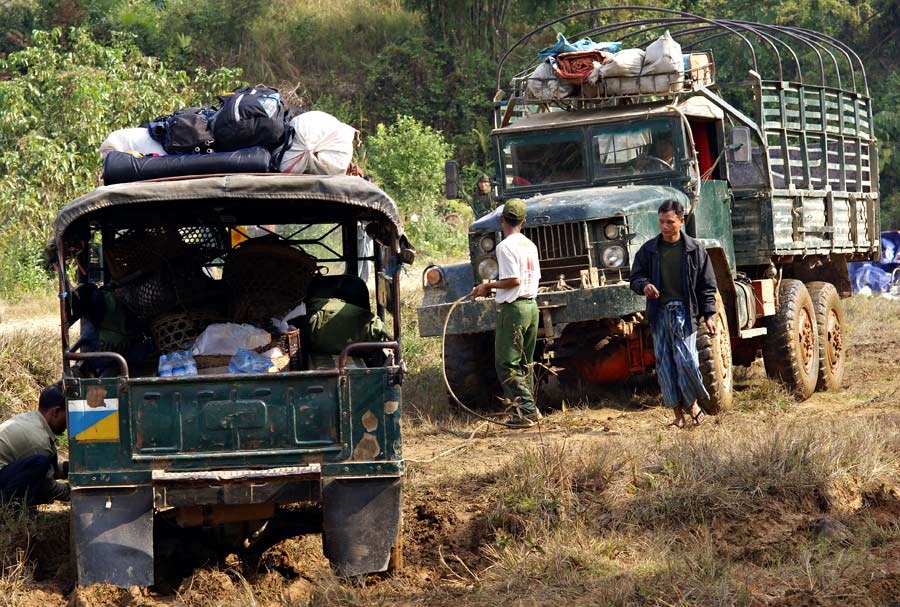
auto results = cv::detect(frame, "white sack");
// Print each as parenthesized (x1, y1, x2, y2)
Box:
(641, 31, 684, 94)
(100, 128, 166, 159)
(643, 31, 683, 75)
(191, 323, 272, 356)
(595, 48, 645, 81)
(280, 111, 357, 175)
(639, 72, 685, 95)
(525, 59, 574, 101)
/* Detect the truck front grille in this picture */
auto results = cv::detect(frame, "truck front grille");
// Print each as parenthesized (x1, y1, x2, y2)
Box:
(523, 222, 590, 287)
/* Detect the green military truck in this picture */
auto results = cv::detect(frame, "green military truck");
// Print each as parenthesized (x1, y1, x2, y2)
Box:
(418, 8, 879, 411)
(52, 175, 409, 586)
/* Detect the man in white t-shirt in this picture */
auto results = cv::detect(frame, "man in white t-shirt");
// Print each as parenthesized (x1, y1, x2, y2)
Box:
(472, 198, 542, 423)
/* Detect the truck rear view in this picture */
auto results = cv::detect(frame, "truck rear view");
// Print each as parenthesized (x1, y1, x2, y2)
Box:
(53, 175, 408, 586)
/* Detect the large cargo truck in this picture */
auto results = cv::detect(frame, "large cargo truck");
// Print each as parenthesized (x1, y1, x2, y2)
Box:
(418, 8, 879, 411)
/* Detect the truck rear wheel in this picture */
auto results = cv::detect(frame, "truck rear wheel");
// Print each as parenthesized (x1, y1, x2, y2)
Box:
(697, 291, 733, 415)
(443, 333, 499, 410)
(806, 282, 845, 391)
(762, 279, 819, 400)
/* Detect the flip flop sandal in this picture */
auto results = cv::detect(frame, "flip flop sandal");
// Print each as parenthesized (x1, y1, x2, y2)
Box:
(691, 408, 706, 426)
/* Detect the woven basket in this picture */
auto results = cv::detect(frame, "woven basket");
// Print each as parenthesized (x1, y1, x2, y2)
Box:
(151, 309, 226, 354)
(223, 241, 317, 323)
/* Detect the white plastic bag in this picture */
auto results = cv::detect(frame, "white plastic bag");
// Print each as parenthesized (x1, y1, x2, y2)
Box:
(191, 323, 272, 356)
(280, 111, 357, 175)
(525, 59, 574, 101)
(99, 128, 166, 159)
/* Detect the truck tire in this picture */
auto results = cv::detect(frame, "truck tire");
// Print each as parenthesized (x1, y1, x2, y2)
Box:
(762, 279, 819, 400)
(443, 333, 499, 410)
(806, 282, 845, 391)
(697, 291, 733, 415)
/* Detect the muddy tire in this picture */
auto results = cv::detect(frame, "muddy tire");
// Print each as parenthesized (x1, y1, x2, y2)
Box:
(443, 333, 499, 410)
(762, 279, 819, 400)
(806, 282, 846, 391)
(697, 291, 733, 415)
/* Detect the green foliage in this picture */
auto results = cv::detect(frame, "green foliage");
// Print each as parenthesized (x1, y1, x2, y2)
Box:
(365, 115, 464, 255)
(0, 28, 239, 298)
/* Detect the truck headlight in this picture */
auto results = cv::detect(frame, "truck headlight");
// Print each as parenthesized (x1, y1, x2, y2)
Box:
(479, 236, 495, 252)
(603, 223, 620, 239)
(601, 245, 626, 268)
(477, 258, 499, 280)
(424, 266, 444, 286)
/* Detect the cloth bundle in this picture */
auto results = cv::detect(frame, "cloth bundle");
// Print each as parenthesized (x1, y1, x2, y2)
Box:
(552, 51, 611, 84)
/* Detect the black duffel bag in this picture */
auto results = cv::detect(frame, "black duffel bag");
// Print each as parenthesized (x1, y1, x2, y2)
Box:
(212, 85, 290, 153)
(148, 107, 217, 155)
(103, 147, 271, 185)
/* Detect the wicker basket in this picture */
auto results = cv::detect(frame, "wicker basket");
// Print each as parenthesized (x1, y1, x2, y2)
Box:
(223, 241, 317, 323)
(151, 309, 226, 354)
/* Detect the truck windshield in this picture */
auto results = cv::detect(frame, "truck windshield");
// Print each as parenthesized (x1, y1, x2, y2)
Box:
(590, 118, 680, 181)
(501, 130, 586, 189)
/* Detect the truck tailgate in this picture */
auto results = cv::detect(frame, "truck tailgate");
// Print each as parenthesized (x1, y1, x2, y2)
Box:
(128, 374, 344, 461)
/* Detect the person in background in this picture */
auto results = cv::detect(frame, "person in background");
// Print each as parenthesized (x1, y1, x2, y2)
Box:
(0, 383, 70, 508)
(467, 174, 496, 218)
(629, 199, 717, 428)
(472, 198, 542, 425)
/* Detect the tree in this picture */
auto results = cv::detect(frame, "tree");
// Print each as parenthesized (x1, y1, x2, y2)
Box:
(0, 28, 239, 297)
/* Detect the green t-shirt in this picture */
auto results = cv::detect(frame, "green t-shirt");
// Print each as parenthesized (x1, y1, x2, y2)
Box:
(658, 238, 685, 306)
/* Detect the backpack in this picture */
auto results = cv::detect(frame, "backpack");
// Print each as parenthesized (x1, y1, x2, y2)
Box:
(160, 108, 216, 155)
(212, 85, 290, 154)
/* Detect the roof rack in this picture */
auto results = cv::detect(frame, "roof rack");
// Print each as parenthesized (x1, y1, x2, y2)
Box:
(498, 7, 868, 97)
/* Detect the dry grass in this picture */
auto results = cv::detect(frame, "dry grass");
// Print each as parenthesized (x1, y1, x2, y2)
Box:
(0, 325, 61, 418)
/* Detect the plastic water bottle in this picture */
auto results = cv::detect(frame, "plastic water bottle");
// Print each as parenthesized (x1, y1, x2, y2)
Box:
(170, 351, 185, 377)
(183, 350, 198, 376)
(158, 353, 172, 377)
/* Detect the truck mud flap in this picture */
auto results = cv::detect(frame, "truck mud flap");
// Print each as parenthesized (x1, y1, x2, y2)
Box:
(321, 477, 401, 577)
(71, 486, 154, 587)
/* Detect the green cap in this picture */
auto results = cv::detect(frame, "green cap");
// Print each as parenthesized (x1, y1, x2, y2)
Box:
(477, 174, 490, 183)
(502, 198, 527, 222)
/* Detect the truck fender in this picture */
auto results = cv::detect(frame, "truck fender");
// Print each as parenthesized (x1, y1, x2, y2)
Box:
(421, 262, 474, 306)
(698, 242, 738, 335)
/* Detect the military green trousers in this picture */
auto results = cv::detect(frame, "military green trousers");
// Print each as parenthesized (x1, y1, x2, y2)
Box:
(495, 298, 539, 415)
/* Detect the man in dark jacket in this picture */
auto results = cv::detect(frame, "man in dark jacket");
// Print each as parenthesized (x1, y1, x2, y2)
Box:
(630, 200, 718, 428)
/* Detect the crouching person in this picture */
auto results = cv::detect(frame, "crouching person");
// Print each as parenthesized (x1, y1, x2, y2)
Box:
(0, 383, 70, 508)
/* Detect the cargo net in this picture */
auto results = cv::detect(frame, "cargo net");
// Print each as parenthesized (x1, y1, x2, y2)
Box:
(104, 225, 228, 281)
(115, 264, 220, 320)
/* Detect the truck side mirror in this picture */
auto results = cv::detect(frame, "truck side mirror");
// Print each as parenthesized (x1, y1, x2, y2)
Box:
(445, 160, 460, 199)
(728, 127, 752, 164)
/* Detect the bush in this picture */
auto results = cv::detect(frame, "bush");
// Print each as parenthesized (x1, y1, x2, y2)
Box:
(364, 115, 467, 256)
(0, 28, 239, 299)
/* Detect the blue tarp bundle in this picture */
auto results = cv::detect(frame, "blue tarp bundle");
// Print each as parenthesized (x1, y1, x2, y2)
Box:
(848, 231, 900, 293)
(537, 33, 622, 58)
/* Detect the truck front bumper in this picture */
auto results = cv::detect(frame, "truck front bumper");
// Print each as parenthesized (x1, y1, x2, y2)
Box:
(417, 283, 647, 337)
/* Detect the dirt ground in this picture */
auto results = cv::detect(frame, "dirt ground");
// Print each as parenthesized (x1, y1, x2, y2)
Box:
(2, 295, 900, 606)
